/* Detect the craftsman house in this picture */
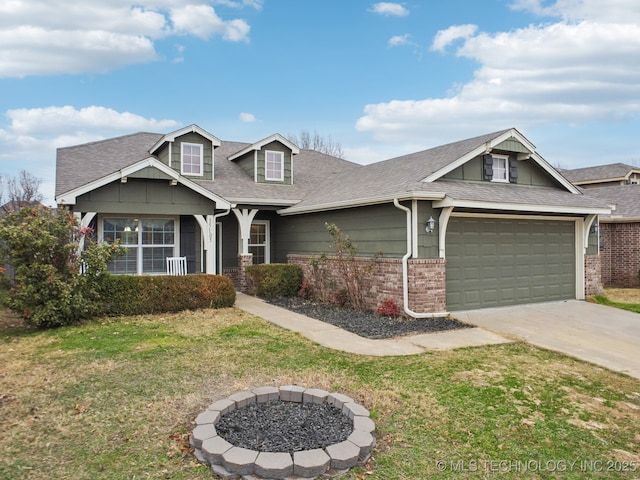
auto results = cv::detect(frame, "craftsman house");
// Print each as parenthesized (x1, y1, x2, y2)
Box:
(562, 163, 640, 288)
(55, 125, 610, 314)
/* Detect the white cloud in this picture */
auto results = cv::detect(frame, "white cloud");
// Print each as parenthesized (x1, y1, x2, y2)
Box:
(509, 0, 640, 23)
(369, 2, 409, 17)
(239, 112, 256, 123)
(357, 1, 640, 144)
(0, 1, 254, 77)
(388, 34, 411, 47)
(431, 24, 478, 52)
(0, 106, 179, 205)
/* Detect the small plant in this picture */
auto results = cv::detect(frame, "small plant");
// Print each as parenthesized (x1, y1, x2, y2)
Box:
(376, 298, 401, 318)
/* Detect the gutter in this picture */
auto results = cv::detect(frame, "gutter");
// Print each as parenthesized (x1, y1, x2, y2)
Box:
(393, 198, 450, 319)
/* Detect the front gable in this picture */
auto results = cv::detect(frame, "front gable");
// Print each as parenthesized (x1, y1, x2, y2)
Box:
(424, 128, 579, 194)
(229, 134, 299, 185)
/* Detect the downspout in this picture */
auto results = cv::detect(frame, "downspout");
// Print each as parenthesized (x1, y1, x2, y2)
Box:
(212, 207, 232, 274)
(393, 198, 450, 318)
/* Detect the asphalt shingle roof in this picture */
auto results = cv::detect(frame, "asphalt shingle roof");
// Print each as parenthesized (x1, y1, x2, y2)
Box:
(560, 163, 638, 183)
(582, 185, 640, 220)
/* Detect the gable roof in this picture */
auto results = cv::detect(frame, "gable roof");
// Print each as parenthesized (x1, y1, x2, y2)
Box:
(149, 124, 221, 154)
(280, 128, 601, 215)
(561, 162, 640, 184)
(582, 185, 640, 221)
(228, 133, 300, 161)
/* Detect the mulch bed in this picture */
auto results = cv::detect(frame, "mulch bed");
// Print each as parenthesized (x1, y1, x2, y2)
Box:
(215, 400, 353, 454)
(266, 297, 471, 339)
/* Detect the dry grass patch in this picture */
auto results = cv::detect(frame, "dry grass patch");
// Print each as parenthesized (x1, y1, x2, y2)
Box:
(604, 288, 640, 304)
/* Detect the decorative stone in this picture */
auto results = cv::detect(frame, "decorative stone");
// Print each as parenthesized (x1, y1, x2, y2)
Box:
(353, 415, 376, 434)
(208, 398, 235, 414)
(254, 452, 293, 479)
(227, 390, 256, 408)
(211, 462, 240, 479)
(293, 448, 331, 477)
(325, 440, 360, 470)
(252, 386, 280, 403)
(201, 435, 233, 464)
(222, 446, 259, 475)
(347, 430, 376, 457)
(190, 423, 216, 449)
(342, 402, 369, 419)
(326, 392, 354, 409)
(195, 409, 220, 425)
(303, 388, 330, 404)
(279, 385, 306, 402)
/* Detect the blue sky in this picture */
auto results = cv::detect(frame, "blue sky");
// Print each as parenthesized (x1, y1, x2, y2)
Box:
(1, 0, 640, 205)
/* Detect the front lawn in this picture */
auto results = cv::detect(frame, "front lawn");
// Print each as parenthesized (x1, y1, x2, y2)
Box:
(593, 288, 640, 314)
(1, 308, 639, 479)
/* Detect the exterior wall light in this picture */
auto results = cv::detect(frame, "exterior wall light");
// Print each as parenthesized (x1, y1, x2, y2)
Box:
(425, 216, 436, 233)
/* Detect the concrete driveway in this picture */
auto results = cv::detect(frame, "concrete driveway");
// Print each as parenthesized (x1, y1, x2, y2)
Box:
(455, 300, 640, 381)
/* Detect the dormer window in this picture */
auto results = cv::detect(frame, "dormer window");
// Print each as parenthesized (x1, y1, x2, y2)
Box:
(491, 155, 509, 183)
(181, 142, 203, 176)
(265, 150, 284, 181)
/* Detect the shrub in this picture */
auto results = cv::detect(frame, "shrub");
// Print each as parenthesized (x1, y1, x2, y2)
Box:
(376, 298, 401, 318)
(99, 274, 236, 316)
(246, 263, 303, 298)
(0, 207, 125, 328)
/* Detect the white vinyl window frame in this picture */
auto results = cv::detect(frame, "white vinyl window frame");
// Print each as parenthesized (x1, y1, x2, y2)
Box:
(265, 150, 284, 181)
(239, 220, 270, 264)
(491, 154, 509, 183)
(100, 216, 179, 275)
(181, 142, 204, 176)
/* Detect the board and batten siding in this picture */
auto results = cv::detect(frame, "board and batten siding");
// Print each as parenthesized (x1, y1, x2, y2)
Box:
(274, 203, 409, 261)
(256, 141, 293, 185)
(167, 132, 214, 180)
(443, 155, 557, 187)
(74, 178, 216, 215)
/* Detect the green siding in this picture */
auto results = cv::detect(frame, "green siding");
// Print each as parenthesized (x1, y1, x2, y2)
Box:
(235, 152, 256, 180)
(169, 132, 214, 181)
(274, 203, 408, 261)
(442, 155, 559, 187)
(446, 217, 576, 310)
(74, 178, 216, 215)
(493, 139, 531, 153)
(257, 141, 293, 185)
(416, 201, 440, 259)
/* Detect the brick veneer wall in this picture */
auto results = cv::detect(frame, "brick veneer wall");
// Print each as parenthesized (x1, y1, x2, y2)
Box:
(287, 254, 447, 314)
(584, 254, 603, 297)
(600, 222, 640, 288)
(224, 254, 254, 291)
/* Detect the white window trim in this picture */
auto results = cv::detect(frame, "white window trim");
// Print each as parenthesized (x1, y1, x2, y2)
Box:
(99, 215, 180, 275)
(265, 150, 284, 181)
(181, 142, 204, 177)
(239, 220, 270, 264)
(491, 154, 509, 183)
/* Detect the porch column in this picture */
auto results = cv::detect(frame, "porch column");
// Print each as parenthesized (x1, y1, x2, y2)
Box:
(194, 214, 215, 274)
(232, 208, 259, 254)
(76, 212, 97, 253)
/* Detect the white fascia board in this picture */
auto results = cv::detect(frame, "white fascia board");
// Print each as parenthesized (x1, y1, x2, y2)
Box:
(433, 197, 612, 215)
(55, 157, 232, 210)
(279, 192, 446, 216)
(149, 124, 221, 154)
(225, 197, 299, 207)
(530, 152, 581, 194)
(229, 133, 300, 161)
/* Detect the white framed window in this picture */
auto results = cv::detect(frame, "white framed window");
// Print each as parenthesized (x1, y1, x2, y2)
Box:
(181, 142, 203, 176)
(102, 217, 177, 274)
(491, 155, 509, 183)
(265, 150, 284, 181)
(248, 221, 270, 264)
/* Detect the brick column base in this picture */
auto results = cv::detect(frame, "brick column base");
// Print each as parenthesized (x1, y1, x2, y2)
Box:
(584, 254, 603, 297)
(237, 254, 253, 293)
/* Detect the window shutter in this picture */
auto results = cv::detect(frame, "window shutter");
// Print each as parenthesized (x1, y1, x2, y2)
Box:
(509, 157, 518, 183)
(483, 154, 494, 180)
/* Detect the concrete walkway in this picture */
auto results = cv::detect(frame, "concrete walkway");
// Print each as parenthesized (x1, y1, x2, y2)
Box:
(234, 293, 510, 357)
(455, 300, 640, 380)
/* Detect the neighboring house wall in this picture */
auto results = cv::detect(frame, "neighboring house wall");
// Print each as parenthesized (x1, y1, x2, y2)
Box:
(600, 222, 640, 288)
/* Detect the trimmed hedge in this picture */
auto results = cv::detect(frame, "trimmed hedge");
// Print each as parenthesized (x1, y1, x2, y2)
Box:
(246, 263, 303, 298)
(98, 274, 236, 317)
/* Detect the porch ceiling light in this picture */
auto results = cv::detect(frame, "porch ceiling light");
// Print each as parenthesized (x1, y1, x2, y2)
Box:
(425, 216, 436, 233)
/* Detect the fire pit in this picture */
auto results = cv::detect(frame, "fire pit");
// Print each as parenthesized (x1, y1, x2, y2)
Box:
(191, 386, 376, 479)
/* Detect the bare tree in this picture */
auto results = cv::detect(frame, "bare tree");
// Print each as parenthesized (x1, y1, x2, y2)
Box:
(0, 170, 44, 215)
(287, 130, 345, 159)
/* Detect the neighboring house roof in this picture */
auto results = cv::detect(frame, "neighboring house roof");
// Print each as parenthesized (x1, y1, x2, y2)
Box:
(582, 185, 640, 221)
(560, 162, 640, 184)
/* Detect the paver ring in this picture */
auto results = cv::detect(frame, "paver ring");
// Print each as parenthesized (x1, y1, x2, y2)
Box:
(191, 385, 376, 479)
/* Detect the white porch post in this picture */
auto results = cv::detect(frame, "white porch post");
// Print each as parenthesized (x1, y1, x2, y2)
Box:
(194, 214, 215, 274)
(76, 212, 97, 253)
(233, 208, 259, 254)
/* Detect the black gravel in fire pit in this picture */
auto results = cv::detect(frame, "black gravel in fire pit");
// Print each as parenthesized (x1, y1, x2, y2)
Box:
(266, 297, 472, 339)
(215, 400, 353, 454)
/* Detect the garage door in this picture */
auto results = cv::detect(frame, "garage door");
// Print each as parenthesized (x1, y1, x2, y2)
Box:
(446, 217, 575, 310)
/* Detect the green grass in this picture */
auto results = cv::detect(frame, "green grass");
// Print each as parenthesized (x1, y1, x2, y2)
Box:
(1, 308, 639, 479)
(592, 295, 640, 314)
